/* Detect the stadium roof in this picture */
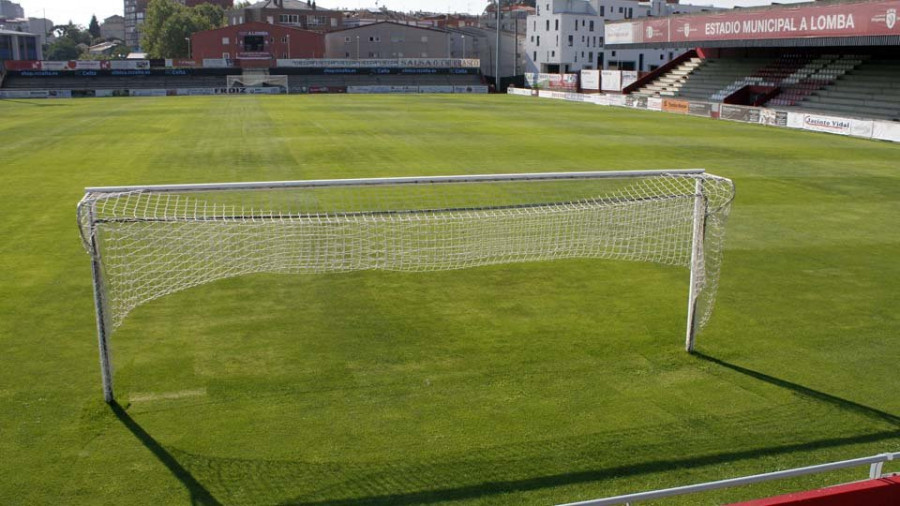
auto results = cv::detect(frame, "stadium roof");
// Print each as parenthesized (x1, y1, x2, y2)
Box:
(0, 28, 36, 36)
(605, 0, 900, 48)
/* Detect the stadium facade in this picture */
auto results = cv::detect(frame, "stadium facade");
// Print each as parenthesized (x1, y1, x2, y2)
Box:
(190, 21, 325, 63)
(524, 0, 721, 74)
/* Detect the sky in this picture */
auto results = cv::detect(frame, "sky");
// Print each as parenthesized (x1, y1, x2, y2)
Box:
(16, 0, 809, 25)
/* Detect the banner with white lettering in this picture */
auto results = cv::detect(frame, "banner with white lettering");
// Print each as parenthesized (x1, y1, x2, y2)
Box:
(607, 0, 900, 44)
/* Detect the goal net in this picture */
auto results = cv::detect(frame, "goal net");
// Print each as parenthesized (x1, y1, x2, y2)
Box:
(78, 170, 734, 401)
(226, 74, 288, 91)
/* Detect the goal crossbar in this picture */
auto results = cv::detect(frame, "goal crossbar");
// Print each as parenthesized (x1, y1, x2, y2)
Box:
(83, 169, 707, 193)
(78, 169, 734, 402)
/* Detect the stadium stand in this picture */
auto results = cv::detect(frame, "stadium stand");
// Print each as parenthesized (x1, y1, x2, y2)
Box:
(0, 72, 238, 90)
(626, 51, 900, 121)
(785, 57, 900, 121)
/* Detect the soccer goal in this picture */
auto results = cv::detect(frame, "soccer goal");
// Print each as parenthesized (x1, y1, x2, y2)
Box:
(77, 170, 735, 402)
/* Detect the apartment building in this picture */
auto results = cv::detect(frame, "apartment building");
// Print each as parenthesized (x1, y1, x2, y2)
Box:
(524, 0, 717, 73)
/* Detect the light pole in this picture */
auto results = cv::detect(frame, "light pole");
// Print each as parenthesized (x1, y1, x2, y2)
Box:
(185, 37, 191, 59)
(287, 33, 290, 59)
(462, 35, 465, 59)
(495, 0, 501, 90)
(356, 35, 360, 60)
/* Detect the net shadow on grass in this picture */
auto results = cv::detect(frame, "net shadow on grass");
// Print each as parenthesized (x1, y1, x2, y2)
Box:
(692, 352, 900, 427)
(161, 429, 899, 506)
(109, 401, 221, 506)
(111, 359, 900, 506)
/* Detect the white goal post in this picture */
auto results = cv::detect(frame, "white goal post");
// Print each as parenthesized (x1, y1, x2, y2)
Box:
(77, 170, 735, 402)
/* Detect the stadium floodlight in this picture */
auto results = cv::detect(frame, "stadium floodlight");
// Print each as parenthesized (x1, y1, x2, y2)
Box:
(77, 170, 735, 402)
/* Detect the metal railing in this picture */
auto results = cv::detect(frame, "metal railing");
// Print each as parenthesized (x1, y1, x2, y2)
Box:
(558, 451, 898, 506)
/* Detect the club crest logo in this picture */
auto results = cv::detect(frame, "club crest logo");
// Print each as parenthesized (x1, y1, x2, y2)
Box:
(682, 23, 692, 37)
(646, 26, 654, 39)
(873, 8, 897, 29)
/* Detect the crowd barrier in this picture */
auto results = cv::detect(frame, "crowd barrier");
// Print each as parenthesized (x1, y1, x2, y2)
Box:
(507, 87, 900, 143)
(0, 87, 284, 99)
(0, 84, 488, 100)
(348, 85, 487, 94)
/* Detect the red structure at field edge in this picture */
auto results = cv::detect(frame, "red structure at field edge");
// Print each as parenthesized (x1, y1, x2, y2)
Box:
(729, 476, 900, 506)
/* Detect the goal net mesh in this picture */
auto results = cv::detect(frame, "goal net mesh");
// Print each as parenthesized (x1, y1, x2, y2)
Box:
(226, 75, 288, 89)
(78, 173, 734, 335)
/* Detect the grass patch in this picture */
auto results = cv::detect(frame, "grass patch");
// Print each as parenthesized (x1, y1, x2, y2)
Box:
(0, 94, 898, 505)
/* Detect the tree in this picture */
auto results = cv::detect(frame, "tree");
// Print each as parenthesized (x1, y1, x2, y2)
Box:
(45, 22, 93, 60)
(193, 3, 225, 28)
(53, 22, 92, 45)
(45, 38, 81, 60)
(88, 15, 101, 39)
(141, 0, 226, 58)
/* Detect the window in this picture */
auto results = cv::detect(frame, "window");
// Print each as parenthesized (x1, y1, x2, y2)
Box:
(611, 51, 616, 57)
(281, 36, 288, 43)
(574, 19, 578, 31)
(599, 6, 605, 16)
(555, 19, 559, 30)
(618, 7, 623, 13)
(551, 50, 555, 57)
(582, 35, 585, 43)
(589, 20, 594, 32)
(223, 52, 230, 59)
(344, 36, 351, 43)
(533, 20, 536, 31)
(222, 37, 229, 45)
(307, 15, 328, 27)
(589, 51, 593, 61)
(546, 20, 549, 30)
(345, 51, 351, 57)
(582, 20, 586, 27)
(533, 51, 537, 61)
(530, 35, 534, 42)
(536, 35, 540, 46)
(567, 35, 573, 46)
(660, 54, 664, 60)
(243, 34, 265, 51)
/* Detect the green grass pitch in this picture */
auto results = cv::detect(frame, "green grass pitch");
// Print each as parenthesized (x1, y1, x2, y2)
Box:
(0, 94, 898, 505)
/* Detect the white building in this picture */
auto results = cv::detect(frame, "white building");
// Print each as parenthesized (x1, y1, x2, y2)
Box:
(524, 0, 718, 74)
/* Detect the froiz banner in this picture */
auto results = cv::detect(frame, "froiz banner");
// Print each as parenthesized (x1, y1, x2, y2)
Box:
(606, 0, 900, 43)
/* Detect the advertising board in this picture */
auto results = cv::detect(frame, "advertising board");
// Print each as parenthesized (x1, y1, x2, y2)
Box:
(580, 70, 601, 91)
(688, 102, 712, 117)
(663, 99, 690, 114)
(720, 104, 761, 123)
